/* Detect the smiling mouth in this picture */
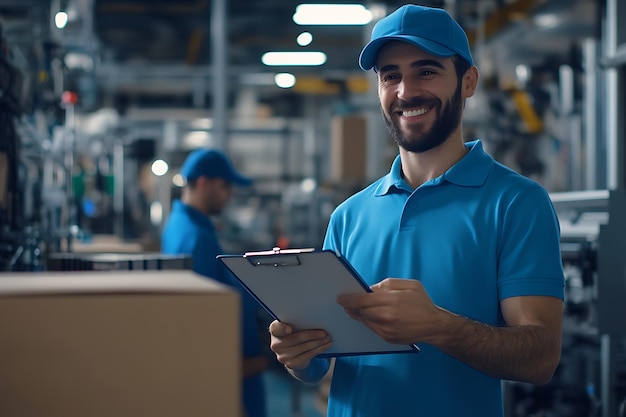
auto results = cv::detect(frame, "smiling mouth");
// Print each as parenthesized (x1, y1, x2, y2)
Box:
(401, 107, 430, 117)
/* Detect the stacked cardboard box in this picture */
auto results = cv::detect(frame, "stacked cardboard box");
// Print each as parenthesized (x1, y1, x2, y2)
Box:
(0, 270, 240, 417)
(331, 115, 367, 182)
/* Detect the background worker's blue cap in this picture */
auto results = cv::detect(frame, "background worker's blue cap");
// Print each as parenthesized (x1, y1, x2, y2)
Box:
(181, 148, 253, 186)
(359, 4, 474, 71)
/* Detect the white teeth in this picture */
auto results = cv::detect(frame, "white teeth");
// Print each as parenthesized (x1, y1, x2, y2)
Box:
(402, 108, 428, 117)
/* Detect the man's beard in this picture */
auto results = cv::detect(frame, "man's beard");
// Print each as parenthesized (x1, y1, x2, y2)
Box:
(383, 82, 463, 153)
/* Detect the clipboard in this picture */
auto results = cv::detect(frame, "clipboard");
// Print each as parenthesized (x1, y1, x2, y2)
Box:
(217, 248, 419, 357)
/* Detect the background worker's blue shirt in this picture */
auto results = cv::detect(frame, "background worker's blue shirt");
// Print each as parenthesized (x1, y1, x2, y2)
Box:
(162, 200, 266, 417)
(320, 140, 565, 417)
(162, 200, 223, 280)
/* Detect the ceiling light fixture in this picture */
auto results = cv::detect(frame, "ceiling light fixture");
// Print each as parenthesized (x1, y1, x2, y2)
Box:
(172, 174, 185, 188)
(293, 4, 373, 25)
(275, 73, 296, 88)
(151, 159, 169, 177)
(261, 51, 327, 66)
(55, 11, 69, 29)
(297, 32, 313, 47)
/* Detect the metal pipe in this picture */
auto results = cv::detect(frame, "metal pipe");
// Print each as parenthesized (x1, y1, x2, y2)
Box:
(600, 334, 617, 417)
(582, 39, 598, 190)
(113, 140, 124, 237)
(211, 0, 228, 151)
(605, 0, 619, 190)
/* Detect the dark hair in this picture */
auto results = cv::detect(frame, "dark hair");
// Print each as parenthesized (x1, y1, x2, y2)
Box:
(452, 55, 473, 108)
(452, 55, 472, 81)
(185, 178, 199, 188)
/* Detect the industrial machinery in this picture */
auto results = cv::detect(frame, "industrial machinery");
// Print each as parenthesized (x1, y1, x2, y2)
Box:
(504, 190, 626, 417)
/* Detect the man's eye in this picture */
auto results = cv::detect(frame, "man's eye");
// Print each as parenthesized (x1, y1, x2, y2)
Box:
(382, 74, 399, 82)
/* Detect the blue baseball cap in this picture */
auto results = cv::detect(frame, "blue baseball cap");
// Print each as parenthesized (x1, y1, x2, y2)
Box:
(359, 4, 474, 71)
(180, 148, 253, 186)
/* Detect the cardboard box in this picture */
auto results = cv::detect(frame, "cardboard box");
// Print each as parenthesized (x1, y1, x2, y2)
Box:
(0, 270, 240, 417)
(331, 115, 367, 182)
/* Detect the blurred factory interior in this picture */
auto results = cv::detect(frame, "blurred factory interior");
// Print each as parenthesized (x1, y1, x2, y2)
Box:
(1, 0, 626, 416)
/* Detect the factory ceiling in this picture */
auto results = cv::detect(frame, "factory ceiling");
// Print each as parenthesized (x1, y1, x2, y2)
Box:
(1, 0, 599, 114)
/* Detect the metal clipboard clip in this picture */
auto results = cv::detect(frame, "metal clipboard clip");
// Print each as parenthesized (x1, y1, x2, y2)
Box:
(243, 247, 315, 267)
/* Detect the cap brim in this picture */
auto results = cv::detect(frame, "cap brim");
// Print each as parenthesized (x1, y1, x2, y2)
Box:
(231, 174, 253, 187)
(359, 35, 456, 70)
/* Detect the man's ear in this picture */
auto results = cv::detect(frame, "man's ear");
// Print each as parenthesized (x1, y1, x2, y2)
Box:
(462, 66, 479, 99)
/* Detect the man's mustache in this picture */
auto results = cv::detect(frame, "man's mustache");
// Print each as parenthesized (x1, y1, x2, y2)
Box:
(391, 98, 439, 112)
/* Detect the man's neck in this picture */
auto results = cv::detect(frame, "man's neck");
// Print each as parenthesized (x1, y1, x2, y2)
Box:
(399, 136, 468, 189)
(182, 192, 208, 216)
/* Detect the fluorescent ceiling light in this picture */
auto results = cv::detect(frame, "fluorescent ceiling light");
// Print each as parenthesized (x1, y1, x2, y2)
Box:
(293, 4, 373, 25)
(262, 51, 327, 66)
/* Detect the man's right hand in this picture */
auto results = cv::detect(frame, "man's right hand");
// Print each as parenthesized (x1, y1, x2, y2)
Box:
(268, 320, 332, 371)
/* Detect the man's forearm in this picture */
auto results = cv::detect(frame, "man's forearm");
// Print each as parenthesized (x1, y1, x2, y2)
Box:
(432, 312, 561, 385)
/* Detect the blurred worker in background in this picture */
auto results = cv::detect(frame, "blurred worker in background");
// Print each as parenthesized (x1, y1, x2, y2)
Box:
(268, 4, 565, 417)
(161, 148, 267, 417)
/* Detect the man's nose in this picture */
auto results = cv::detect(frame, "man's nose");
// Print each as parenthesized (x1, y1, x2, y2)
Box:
(397, 77, 424, 101)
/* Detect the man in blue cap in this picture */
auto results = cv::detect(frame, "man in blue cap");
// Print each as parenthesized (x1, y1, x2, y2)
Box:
(161, 148, 268, 417)
(268, 4, 564, 416)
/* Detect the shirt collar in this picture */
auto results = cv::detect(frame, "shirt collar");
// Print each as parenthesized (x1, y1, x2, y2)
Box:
(375, 140, 493, 196)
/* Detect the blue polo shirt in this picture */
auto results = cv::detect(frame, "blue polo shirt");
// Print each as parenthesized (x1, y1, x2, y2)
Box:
(162, 200, 266, 417)
(317, 140, 564, 417)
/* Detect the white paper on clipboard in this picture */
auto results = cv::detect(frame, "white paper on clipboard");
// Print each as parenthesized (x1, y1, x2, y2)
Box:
(217, 248, 419, 357)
